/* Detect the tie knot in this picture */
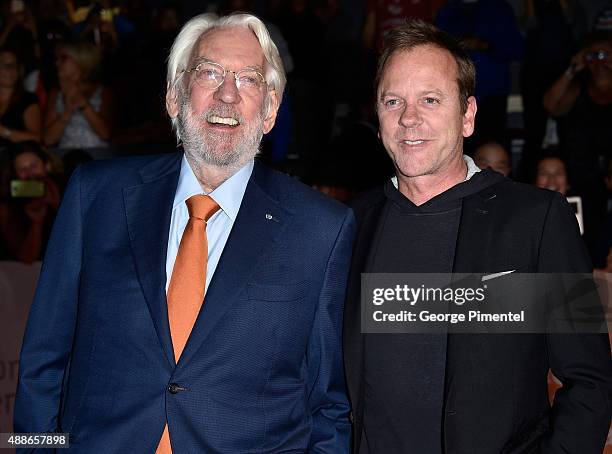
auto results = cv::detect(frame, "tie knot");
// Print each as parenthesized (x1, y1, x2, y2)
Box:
(186, 194, 219, 222)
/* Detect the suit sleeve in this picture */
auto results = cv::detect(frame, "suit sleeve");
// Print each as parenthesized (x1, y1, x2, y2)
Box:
(14, 166, 84, 441)
(538, 192, 612, 454)
(306, 208, 356, 453)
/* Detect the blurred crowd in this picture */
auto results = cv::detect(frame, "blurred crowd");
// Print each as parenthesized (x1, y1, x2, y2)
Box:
(0, 0, 610, 270)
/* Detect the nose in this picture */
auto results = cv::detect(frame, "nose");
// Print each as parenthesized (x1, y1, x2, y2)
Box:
(398, 103, 422, 128)
(213, 75, 241, 104)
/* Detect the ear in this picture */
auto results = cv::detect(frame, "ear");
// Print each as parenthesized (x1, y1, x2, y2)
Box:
(166, 82, 180, 118)
(462, 96, 477, 138)
(262, 89, 280, 134)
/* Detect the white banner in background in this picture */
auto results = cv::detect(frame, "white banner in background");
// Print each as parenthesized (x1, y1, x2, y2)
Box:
(0, 261, 40, 441)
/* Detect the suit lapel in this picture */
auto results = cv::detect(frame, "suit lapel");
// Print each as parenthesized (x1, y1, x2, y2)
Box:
(453, 185, 499, 274)
(344, 191, 386, 438)
(178, 162, 292, 366)
(124, 153, 182, 368)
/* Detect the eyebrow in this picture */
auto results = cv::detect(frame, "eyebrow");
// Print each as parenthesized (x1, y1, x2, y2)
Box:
(379, 89, 448, 99)
(191, 56, 264, 72)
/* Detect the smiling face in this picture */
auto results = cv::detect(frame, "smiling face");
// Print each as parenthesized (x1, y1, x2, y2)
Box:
(377, 45, 476, 184)
(535, 157, 569, 195)
(168, 26, 279, 169)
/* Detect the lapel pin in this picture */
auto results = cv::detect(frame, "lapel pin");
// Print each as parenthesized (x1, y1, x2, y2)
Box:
(265, 213, 279, 222)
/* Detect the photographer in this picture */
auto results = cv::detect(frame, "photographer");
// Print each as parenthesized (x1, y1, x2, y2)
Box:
(0, 141, 60, 263)
(543, 32, 612, 196)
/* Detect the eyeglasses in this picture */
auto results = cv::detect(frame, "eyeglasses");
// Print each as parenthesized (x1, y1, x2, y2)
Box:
(585, 50, 609, 62)
(183, 60, 266, 92)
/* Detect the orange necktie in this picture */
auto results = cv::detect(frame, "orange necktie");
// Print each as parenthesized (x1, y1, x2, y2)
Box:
(156, 194, 219, 454)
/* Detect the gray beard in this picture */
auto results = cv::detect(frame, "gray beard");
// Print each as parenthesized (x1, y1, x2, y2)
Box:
(177, 95, 264, 170)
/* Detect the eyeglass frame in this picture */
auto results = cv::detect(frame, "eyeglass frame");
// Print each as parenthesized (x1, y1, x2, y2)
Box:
(181, 59, 268, 92)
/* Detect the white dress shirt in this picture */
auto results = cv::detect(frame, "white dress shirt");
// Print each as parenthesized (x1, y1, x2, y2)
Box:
(165, 156, 254, 292)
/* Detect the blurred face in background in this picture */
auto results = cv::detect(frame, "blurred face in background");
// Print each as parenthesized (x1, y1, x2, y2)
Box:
(14, 152, 48, 180)
(0, 51, 19, 88)
(473, 142, 511, 176)
(56, 49, 81, 82)
(585, 41, 612, 80)
(535, 157, 568, 195)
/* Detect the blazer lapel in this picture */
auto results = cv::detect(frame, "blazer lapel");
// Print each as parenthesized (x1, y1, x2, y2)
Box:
(123, 153, 182, 368)
(344, 191, 386, 433)
(453, 185, 499, 274)
(178, 162, 292, 366)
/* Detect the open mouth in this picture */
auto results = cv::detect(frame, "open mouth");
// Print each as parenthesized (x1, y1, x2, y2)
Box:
(207, 115, 240, 127)
(401, 139, 428, 146)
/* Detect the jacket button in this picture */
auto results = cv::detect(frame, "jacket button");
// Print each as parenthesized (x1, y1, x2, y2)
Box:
(168, 383, 181, 394)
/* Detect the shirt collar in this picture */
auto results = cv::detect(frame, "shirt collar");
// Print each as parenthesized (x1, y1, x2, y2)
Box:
(464, 154, 481, 181)
(391, 155, 481, 189)
(173, 155, 254, 222)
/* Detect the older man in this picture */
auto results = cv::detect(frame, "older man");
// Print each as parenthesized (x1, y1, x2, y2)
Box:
(15, 13, 354, 453)
(343, 20, 611, 454)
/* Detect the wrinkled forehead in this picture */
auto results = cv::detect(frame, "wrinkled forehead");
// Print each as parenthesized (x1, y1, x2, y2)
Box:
(191, 26, 266, 70)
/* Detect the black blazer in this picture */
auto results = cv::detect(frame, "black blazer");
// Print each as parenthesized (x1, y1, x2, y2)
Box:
(343, 176, 612, 454)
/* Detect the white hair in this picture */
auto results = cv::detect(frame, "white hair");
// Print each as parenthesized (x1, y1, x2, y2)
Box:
(166, 13, 286, 140)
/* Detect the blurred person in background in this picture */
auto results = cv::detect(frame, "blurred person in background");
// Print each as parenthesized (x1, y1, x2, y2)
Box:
(0, 141, 60, 263)
(43, 39, 114, 150)
(531, 154, 607, 257)
(0, 0, 39, 75)
(534, 154, 569, 195)
(473, 141, 511, 177)
(0, 47, 41, 147)
(520, 0, 586, 169)
(435, 0, 523, 152)
(30, 0, 72, 110)
(543, 33, 611, 259)
(362, 0, 445, 53)
(543, 32, 612, 197)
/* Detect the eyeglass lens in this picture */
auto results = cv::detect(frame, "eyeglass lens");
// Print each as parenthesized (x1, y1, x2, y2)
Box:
(191, 61, 263, 91)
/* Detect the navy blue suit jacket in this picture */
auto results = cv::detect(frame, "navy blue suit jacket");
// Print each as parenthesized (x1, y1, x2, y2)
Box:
(15, 153, 355, 453)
